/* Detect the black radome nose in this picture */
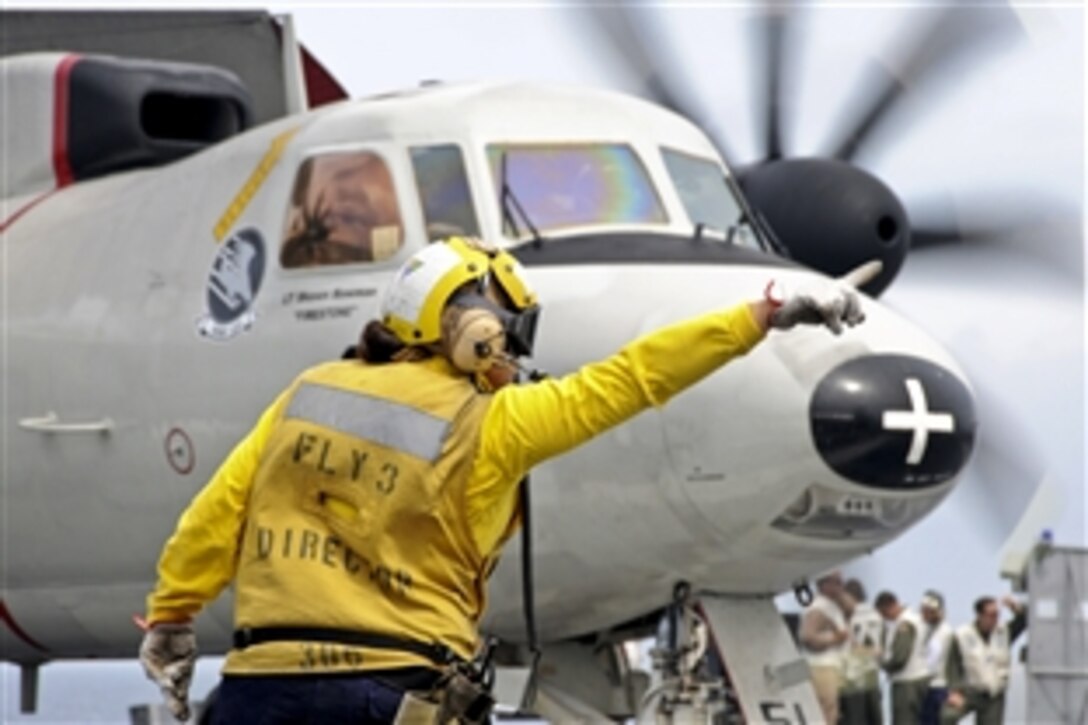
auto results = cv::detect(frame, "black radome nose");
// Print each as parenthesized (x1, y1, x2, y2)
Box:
(810, 355, 977, 490)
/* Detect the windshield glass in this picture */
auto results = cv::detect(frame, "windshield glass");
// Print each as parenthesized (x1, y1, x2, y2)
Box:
(661, 148, 762, 250)
(488, 144, 667, 236)
(410, 144, 480, 241)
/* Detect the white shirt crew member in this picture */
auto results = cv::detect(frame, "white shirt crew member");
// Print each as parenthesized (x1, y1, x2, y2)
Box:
(953, 622, 1011, 696)
(926, 620, 955, 688)
(803, 593, 850, 668)
(845, 601, 883, 684)
(884, 607, 931, 683)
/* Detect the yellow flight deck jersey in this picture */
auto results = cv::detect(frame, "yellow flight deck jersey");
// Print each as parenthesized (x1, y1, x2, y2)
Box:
(146, 304, 764, 674)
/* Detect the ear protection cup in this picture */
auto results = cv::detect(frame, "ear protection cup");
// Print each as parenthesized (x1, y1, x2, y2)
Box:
(447, 308, 506, 374)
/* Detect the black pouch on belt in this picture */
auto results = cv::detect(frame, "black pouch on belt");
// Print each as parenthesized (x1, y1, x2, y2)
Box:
(435, 669, 494, 725)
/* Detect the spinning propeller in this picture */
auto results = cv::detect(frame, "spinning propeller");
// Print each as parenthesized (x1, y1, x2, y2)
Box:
(581, 3, 1034, 297)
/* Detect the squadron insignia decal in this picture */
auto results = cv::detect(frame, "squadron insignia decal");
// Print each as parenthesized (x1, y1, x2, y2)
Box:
(197, 227, 266, 341)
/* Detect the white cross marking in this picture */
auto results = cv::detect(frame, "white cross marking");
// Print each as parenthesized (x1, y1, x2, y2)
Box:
(881, 378, 956, 465)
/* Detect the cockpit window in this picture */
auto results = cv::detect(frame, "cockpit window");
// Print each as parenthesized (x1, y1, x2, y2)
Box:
(410, 145, 480, 242)
(488, 143, 667, 236)
(661, 148, 759, 249)
(280, 151, 403, 268)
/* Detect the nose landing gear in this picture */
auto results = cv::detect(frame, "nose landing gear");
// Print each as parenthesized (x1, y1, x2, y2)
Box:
(638, 583, 823, 725)
(637, 582, 734, 724)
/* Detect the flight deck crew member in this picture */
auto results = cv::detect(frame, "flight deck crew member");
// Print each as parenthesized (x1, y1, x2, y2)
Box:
(799, 571, 852, 725)
(138, 236, 869, 724)
(920, 590, 954, 725)
(876, 591, 933, 725)
(940, 596, 1027, 725)
(841, 578, 884, 725)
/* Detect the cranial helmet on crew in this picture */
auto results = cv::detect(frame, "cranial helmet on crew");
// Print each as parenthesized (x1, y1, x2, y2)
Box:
(379, 236, 540, 377)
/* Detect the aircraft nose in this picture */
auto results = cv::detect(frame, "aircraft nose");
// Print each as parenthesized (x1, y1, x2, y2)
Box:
(810, 354, 977, 490)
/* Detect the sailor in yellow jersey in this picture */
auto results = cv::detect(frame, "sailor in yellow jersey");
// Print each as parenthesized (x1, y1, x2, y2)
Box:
(139, 236, 869, 724)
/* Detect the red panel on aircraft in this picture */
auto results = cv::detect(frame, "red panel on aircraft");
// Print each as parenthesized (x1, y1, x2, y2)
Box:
(0, 599, 49, 653)
(52, 53, 80, 188)
(301, 43, 349, 108)
(0, 189, 58, 233)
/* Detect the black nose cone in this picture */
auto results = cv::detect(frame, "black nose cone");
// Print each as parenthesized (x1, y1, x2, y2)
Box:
(810, 355, 977, 489)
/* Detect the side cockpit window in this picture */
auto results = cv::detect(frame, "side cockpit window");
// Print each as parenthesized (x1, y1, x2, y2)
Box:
(660, 148, 762, 250)
(280, 151, 403, 268)
(410, 145, 480, 242)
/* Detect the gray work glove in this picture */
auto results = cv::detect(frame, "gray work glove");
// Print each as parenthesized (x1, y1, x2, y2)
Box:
(768, 260, 882, 335)
(139, 622, 197, 722)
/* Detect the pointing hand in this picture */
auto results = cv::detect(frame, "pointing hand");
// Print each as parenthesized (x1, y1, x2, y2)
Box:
(767, 260, 882, 335)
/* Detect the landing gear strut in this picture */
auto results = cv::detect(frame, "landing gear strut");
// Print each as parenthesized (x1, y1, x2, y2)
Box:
(637, 582, 733, 724)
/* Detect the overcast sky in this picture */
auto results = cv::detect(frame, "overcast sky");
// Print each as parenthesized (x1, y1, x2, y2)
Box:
(2, 2, 1085, 722)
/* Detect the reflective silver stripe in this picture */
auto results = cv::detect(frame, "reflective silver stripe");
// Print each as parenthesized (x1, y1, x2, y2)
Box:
(286, 383, 450, 462)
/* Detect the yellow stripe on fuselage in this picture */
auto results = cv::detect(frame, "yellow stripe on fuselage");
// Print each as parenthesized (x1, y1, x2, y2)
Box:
(213, 126, 300, 242)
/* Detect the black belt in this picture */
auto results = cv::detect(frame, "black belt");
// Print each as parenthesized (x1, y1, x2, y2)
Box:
(374, 667, 444, 692)
(232, 626, 461, 667)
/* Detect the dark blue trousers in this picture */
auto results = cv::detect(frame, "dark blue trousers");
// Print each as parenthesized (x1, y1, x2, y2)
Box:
(211, 674, 404, 724)
(921, 686, 948, 725)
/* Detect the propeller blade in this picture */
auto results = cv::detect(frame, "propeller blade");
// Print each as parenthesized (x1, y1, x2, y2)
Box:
(578, 4, 740, 170)
(907, 192, 1082, 276)
(748, 2, 793, 160)
(910, 225, 985, 250)
(825, 4, 1022, 162)
(582, 5, 685, 119)
(908, 223, 1036, 249)
(959, 392, 1050, 550)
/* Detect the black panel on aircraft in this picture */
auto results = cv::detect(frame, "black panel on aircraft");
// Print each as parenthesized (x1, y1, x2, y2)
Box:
(66, 56, 254, 181)
(810, 354, 977, 490)
(510, 232, 799, 269)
